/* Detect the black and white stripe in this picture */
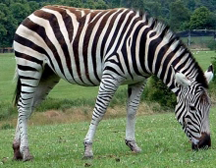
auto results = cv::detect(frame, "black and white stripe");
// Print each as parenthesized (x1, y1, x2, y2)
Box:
(12, 5, 212, 161)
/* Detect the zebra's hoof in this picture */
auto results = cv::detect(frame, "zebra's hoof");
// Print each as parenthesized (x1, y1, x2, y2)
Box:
(22, 146, 34, 161)
(23, 155, 34, 162)
(83, 142, 93, 159)
(125, 139, 142, 153)
(82, 155, 94, 160)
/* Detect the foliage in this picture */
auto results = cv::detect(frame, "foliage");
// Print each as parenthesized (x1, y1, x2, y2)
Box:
(35, 97, 96, 112)
(169, 0, 190, 31)
(10, 3, 31, 25)
(0, 0, 216, 47)
(143, 76, 176, 109)
(207, 40, 216, 51)
(211, 51, 216, 82)
(0, 102, 17, 120)
(189, 6, 214, 29)
(144, 2, 162, 18)
(0, 3, 17, 48)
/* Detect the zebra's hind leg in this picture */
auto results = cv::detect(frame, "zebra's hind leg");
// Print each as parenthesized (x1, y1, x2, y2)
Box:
(83, 75, 120, 159)
(13, 65, 60, 161)
(125, 81, 146, 153)
(12, 119, 23, 160)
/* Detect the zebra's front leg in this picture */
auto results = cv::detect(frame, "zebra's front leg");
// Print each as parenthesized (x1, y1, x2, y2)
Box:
(125, 82, 145, 153)
(83, 76, 120, 159)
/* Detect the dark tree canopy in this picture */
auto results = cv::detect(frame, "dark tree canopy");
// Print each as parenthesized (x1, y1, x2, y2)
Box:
(0, 0, 215, 48)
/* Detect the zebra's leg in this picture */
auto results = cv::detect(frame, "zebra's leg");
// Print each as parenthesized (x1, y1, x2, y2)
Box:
(13, 74, 41, 161)
(83, 75, 120, 159)
(125, 81, 146, 153)
(12, 119, 22, 160)
(13, 65, 60, 161)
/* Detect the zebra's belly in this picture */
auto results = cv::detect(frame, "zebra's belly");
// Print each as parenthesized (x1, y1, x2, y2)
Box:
(61, 71, 102, 86)
(67, 73, 147, 86)
(51, 60, 148, 86)
(121, 75, 148, 85)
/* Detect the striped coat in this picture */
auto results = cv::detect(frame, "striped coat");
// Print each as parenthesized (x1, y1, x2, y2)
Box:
(13, 6, 213, 161)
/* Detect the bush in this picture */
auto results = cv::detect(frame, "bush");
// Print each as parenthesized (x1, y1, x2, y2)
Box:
(0, 101, 17, 120)
(143, 76, 176, 109)
(211, 51, 216, 82)
(35, 97, 96, 112)
(208, 40, 216, 50)
(209, 50, 216, 99)
(1, 123, 13, 130)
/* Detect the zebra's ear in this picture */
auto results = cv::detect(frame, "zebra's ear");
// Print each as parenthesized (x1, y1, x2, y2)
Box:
(175, 72, 192, 87)
(204, 64, 213, 83)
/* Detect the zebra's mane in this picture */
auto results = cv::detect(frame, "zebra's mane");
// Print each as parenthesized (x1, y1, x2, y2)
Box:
(137, 10, 208, 88)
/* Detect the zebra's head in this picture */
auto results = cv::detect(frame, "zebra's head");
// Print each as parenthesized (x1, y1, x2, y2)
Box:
(175, 65, 213, 150)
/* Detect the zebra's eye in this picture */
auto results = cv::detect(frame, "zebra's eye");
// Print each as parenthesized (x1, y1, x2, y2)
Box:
(190, 106, 196, 111)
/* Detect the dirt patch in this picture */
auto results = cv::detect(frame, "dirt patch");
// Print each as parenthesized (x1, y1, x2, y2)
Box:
(0, 102, 165, 128)
(27, 102, 159, 126)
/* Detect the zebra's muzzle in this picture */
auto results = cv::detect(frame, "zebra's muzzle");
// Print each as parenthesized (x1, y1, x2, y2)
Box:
(192, 133, 211, 150)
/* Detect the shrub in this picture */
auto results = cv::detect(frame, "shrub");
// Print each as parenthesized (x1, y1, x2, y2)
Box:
(208, 40, 216, 50)
(143, 76, 176, 109)
(0, 101, 17, 120)
(211, 51, 216, 82)
(1, 123, 13, 130)
(35, 97, 96, 112)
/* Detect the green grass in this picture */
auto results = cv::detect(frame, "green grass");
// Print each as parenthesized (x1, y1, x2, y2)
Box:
(1, 108, 216, 167)
(192, 50, 215, 70)
(0, 54, 16, 102)
(1, 51, 216, 167)
(0, 53, 100, 102)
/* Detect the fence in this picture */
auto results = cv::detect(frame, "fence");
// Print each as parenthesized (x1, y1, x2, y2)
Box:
(0, 47, 14, 53)
(177, 29, 216, 50)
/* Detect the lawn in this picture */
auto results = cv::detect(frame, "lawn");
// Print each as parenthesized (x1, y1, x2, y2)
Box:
(0, 53, 99, 102)
(0, 51, 216, 167)
(1, 109, 216, 167)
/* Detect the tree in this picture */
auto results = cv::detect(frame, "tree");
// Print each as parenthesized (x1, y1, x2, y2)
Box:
(9, 3, 31, 25)
(0, 3, 17, 48)
(169, 0, 190, 31)
(199, 0, 216, 12)
(28, 1, 40, 13)
(0, 3, 8, 47)
(189, 6, 213, 29)
(144, 2, 161, 18)
(95, 0, 110, 9)
(57, 0, 83, 8)
(185, 0, 196, 11)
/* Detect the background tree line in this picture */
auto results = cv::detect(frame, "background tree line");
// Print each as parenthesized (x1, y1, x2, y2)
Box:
(0, 0, 216, 48)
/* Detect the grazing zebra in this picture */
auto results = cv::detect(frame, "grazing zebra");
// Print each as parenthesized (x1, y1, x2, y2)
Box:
(13, 5, 213, 161)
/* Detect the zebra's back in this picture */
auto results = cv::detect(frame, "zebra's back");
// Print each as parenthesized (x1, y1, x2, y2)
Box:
(14, 5, 145, 86)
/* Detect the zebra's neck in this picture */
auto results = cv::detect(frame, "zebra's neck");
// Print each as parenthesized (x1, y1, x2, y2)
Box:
(138, 19, 207, 95)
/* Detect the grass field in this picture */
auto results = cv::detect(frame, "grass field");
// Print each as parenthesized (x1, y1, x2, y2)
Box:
(1, 111, 216, 167)
(0, 51, 216, 167)
(0, 53, 100, 102)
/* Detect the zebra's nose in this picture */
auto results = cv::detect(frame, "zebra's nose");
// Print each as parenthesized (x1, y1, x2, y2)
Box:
(192, 133, 211, 150)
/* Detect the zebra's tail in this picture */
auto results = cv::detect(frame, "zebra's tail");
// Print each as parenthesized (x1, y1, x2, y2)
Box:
(13, 68, 21, 107)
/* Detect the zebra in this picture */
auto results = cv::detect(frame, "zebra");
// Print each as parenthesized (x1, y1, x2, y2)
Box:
(12, 5, 213, 161)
